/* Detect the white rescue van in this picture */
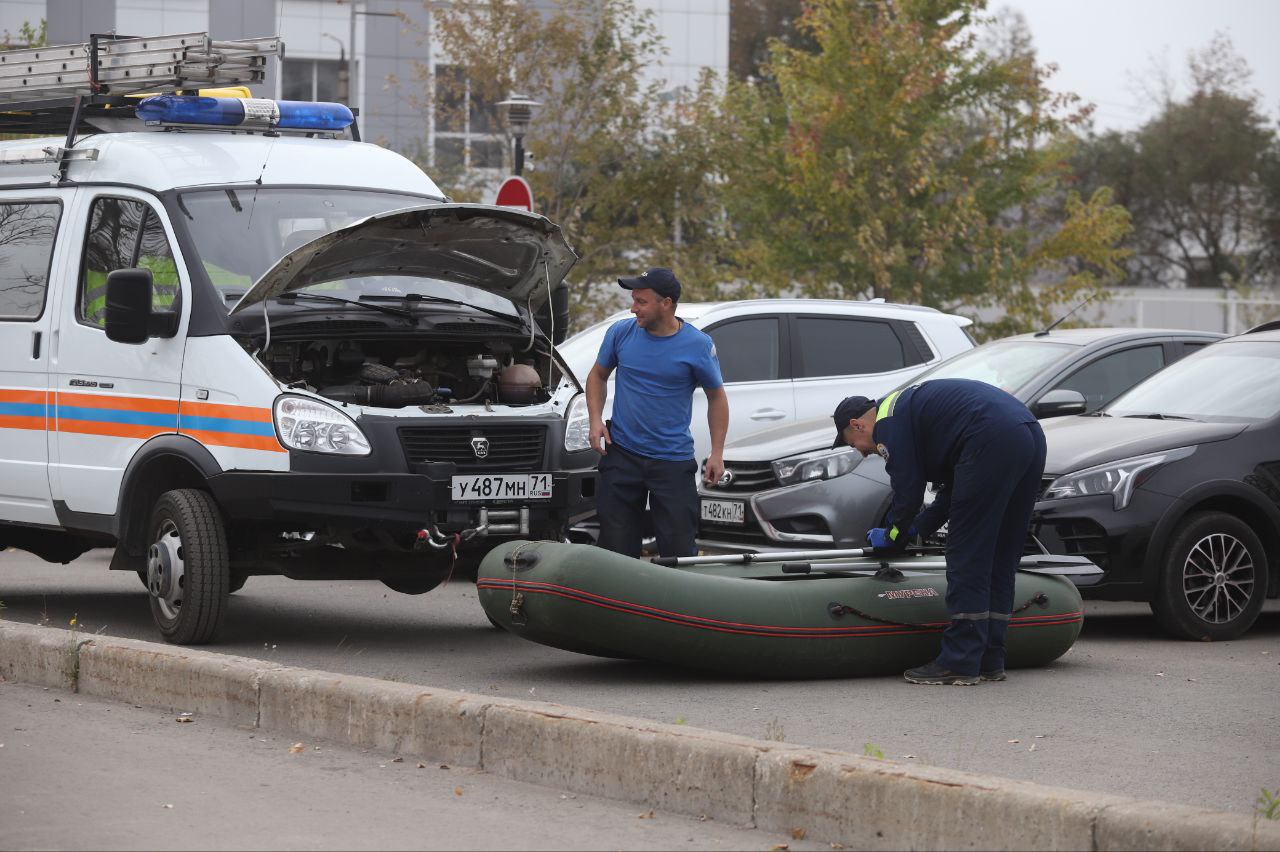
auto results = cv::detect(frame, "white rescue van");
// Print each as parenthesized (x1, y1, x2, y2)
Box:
(0, 34, 596, 643)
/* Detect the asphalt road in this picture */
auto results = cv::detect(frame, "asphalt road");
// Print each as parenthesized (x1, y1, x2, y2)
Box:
(2, 549, 1277, 816)
(0, 679, 821, 851)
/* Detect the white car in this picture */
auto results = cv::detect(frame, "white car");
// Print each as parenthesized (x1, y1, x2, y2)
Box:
(557, 298, 976, 465)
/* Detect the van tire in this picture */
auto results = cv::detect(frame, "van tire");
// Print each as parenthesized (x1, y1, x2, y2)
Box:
(145, 489, 229, 645)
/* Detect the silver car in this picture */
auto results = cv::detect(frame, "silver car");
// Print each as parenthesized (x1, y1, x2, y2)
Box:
(697, 327, 1224, 553)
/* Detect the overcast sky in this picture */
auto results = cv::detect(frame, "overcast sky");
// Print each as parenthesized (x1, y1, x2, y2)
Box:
(998, 0, 1280, 134)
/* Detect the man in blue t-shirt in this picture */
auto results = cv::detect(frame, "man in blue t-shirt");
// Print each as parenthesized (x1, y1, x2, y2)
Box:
(586, 267, 728, 558)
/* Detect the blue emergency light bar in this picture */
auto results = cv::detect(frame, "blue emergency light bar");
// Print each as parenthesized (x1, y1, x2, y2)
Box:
(136, 95, 354, 131)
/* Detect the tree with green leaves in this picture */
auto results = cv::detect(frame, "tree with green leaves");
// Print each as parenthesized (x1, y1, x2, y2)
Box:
(399, 0, 729, 322)
(1073, 34, 1279, 292)
(1, 19, 46, 50)
(715, 0, 1131, 338)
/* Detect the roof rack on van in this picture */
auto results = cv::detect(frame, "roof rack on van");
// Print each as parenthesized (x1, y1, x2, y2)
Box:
(1, 33, 281, 129)
(0, 32, 281, 105)
(0, 32, 297, 182)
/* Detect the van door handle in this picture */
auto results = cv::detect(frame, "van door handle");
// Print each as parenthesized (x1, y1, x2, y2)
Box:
(750, 408, 787, 421)
(32, 330, 41, 359)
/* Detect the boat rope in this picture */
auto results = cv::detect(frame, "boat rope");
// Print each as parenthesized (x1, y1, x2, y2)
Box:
(828, 592, 1049, 629)
(505, 542, 538, 625)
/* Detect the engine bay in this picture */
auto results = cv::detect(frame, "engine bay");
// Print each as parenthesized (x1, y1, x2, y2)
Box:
(261, 335, 562, 408)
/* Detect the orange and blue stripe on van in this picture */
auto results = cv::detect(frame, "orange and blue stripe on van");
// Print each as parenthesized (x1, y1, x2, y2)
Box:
(0, 389, 282, 453)
(177, 400, 282, 453)
(0, 388, 48, 431)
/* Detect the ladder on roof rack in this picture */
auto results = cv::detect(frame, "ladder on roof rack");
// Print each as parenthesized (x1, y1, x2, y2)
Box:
(0, 32, 282, 103)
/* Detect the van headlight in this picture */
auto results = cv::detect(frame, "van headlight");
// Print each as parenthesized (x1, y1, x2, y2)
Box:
(564, 393, 591, 452)
(274, 395, 371, 455)
(1042, 446, 1194, 510)
(772, 447, 859, 486)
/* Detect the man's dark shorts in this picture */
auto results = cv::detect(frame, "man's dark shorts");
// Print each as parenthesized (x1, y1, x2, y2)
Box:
(595, 443, 699, 559)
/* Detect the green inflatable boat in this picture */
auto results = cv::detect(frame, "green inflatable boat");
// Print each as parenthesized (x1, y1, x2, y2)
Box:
(477, 541, 1100, 679)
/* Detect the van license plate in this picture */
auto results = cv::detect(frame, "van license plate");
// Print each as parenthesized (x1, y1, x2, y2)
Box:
(452, 473, 553, 501)
(701, 498, 745, 525)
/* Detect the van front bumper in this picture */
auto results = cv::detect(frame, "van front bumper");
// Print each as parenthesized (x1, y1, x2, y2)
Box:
(208, 469, 598, 534)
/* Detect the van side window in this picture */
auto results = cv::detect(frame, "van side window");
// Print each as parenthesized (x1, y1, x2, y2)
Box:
(80, 197, 179, 327)
(0, 201, 61, 321)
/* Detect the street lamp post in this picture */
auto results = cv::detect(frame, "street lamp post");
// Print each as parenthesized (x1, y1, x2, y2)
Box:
(496, 93, 541, 176)
(344, 2, 401, 115)
(320, 32, 347, 103)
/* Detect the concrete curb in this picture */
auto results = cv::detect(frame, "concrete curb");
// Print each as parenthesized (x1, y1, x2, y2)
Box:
(2, 622, 1276, 851)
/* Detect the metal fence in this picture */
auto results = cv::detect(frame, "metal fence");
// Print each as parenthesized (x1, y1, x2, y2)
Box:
(1075, 289, 1280, 335)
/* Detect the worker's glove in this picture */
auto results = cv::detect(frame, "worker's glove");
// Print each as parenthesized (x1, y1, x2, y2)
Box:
(866, 527, 907, 554)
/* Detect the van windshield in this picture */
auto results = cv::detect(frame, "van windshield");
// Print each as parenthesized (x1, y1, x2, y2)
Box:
(175, 188, 518, 318)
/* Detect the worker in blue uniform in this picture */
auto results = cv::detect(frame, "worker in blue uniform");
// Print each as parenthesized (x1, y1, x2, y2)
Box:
(832, 379, 1046, 685)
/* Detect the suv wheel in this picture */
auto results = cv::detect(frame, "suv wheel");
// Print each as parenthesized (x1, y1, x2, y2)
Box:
(1151, 511, 1267, 641)
(145, 489, 230, 644)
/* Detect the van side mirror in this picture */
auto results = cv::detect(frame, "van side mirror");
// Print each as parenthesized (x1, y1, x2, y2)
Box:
(105, 269, 154, 344)
(1032, 389, 1088, 419)
(105, 268, 179, 343)
(535, 285, 571, 345)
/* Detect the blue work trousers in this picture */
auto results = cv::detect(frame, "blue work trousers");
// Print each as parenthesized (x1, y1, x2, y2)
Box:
(595, 443, 699, 559)
(935, 420, 1047, 675)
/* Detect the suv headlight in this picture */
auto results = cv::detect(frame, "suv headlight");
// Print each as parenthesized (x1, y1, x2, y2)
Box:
(274, 395, 371, 455)
(772, 447, 859, 486)
(1042, 446, 1194, 510)
(564, 393, 591, 452)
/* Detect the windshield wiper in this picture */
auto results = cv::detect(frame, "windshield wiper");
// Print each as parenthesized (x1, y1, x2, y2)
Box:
(361, 293, 525, 326)
(1121, 413, 1200, 422)
(277, 292, 415, 321)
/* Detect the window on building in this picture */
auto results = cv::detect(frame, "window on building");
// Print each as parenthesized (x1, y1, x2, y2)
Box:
(80, 198, 179, 329)
(0, 201, 61, 321)
(433, 64, 505, 172)
(282, 58, 343, 103)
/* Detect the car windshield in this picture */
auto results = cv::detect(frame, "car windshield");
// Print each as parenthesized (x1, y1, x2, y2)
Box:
(902, 339, 1076, 395)
(175, 188, 518, 317)
(1106, 340, 1280, 422)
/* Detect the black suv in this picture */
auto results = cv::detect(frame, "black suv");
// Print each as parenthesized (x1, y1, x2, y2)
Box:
(1034, 326, 1280, 639)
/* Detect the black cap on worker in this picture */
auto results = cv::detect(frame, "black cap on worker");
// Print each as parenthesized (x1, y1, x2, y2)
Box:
(831, 395, 876, 448)
(618, 267, 681, 302)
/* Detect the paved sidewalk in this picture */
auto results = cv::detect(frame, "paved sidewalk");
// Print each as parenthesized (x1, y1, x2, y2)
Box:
(0, 680, 821, 851)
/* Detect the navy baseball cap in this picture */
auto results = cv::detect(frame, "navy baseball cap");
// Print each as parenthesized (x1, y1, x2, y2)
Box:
(831, 395, 876, 448)
(619, 267, 681, 301)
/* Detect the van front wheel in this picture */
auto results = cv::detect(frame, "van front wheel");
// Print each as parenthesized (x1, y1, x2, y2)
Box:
(145, 489, 229, 645)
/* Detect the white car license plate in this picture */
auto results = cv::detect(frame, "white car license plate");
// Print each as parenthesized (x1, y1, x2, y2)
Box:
(452, 473, 553, 501)
(701, 498, 745, 525)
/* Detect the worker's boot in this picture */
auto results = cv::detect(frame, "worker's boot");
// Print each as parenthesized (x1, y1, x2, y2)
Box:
(903, 661, 979, 685)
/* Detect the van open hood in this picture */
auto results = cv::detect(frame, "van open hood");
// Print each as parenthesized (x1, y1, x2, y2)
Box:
(228, 204, 578, 316)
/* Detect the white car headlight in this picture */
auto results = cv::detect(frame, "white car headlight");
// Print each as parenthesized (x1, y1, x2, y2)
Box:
(772, 447, 859, 486)
(274, 395, 371, 456)
(564, 393, 591, 452)
(1042, 446, 1195, 510)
